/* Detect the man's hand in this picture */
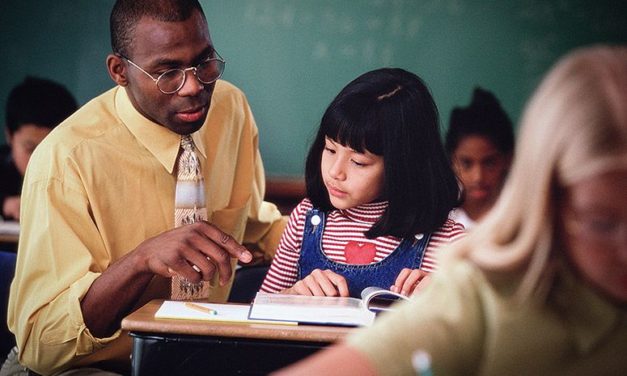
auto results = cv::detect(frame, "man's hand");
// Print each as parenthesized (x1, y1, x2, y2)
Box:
(281, 269, 349, 297)
(81, 220, 252, 337)
(132, 221, 253, 286)
(2, 195, 20, 220)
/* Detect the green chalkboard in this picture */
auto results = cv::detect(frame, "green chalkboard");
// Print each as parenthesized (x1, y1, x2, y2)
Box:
(1, 0, 626, 177)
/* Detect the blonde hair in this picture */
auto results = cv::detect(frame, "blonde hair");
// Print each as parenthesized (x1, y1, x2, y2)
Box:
(448, 45, 627, 300)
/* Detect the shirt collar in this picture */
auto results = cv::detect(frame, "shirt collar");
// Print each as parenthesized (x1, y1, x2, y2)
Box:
(114, 87, 207, 174)
(340, 201, 388, 223)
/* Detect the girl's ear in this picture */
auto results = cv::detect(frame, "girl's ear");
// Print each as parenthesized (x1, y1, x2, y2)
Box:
(106, 54, 129, 87)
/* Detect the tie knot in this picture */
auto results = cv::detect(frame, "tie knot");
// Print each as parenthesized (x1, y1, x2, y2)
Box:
(181, 135, 194, 152)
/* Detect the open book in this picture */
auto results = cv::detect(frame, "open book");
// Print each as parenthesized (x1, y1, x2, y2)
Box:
(359, 286, 410, 312)
(248, 288, 409, 327)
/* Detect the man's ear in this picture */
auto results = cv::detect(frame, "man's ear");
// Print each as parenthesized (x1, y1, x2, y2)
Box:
(107, 54, 129, 87)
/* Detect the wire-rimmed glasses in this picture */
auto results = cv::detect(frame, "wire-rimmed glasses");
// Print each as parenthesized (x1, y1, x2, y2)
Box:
(120, 51, 226, 94)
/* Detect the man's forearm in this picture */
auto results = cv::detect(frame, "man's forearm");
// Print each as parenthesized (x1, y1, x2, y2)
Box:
(80, 251, 153, 337)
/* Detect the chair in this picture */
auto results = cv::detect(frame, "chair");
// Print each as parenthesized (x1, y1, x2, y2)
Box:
(0, 251, 17, 360)
(228, 265, 270, 303)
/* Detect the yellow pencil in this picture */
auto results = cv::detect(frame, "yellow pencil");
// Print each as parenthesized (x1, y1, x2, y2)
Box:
(184, 302, 218, 315)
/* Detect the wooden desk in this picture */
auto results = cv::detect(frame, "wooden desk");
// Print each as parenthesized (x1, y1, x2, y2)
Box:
(122, 299, 352, 375)
(0, 234, 18, 243)
(0, 220, 19, 244)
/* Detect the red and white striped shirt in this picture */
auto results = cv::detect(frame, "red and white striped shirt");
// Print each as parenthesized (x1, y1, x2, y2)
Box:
(260, 198, 465, 293)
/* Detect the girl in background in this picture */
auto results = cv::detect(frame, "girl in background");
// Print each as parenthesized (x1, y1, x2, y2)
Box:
(260, 68, 464, 298)
(445, 87, 514, 229)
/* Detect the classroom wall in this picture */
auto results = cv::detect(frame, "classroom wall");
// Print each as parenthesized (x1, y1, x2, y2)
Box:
(1, 0, 625, 178)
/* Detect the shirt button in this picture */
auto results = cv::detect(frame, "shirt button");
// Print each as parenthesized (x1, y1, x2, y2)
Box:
(415, 234, 424, 240)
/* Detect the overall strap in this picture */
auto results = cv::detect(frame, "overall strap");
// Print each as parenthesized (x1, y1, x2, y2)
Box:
(298, 208, 327, 280)
(409, 233, 432, 269)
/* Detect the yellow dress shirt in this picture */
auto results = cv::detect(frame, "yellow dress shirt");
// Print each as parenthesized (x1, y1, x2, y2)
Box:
(348, 257, 627, 375)
(8, 81, 286, 375)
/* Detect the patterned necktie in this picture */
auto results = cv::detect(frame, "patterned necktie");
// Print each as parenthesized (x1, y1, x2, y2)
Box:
(171, 135, 210, 300)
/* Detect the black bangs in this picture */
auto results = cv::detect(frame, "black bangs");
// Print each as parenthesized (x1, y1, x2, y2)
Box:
(320, 94, 384, 156)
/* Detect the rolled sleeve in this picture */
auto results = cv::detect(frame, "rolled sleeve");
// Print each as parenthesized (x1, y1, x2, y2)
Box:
(68, 272, 122, 356)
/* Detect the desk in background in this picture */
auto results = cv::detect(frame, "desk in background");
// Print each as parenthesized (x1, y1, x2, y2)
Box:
(0, 220, 19, 244)
(0, 220, 19, 253)
(0, 220, 18, 355)
(122, 299, 352, 376)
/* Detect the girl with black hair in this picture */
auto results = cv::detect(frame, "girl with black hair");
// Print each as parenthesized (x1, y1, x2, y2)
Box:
(260, 68, 465, 298)
(445, 87, 514, 229)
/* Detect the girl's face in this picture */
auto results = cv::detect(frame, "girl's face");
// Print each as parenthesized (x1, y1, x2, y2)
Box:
(321, 137, 384, 210)
(560, 168, 627, 304)
(452, 135, 511, 208)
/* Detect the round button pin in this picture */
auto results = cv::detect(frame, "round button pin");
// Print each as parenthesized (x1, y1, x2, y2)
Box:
(311, 215, 321, 226)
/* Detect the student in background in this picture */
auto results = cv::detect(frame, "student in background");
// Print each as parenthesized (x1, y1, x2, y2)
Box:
(260, 68, 465, 298)
(3, 0, 285, 374)
(1, 76, 77, 221)
(275, 45, 627, 375)
(445, 87, 514, 230)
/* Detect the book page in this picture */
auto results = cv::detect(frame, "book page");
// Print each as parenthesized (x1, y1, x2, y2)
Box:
(249, 292, 375, 327)
(360, 286, 409, 312)
(155, 300, 296, 325)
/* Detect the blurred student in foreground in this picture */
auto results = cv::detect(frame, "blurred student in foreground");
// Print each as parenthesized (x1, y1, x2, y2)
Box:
(275, 44, 627, 375)
(1, 77, 77, 220)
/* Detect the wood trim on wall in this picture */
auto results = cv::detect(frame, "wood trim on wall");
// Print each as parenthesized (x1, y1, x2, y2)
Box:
(265, 178, 305, 215)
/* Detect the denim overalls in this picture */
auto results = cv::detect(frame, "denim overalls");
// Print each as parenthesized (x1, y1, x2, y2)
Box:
(297, 209, 431, 298)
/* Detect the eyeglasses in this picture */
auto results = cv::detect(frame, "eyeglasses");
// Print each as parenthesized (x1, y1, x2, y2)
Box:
(120, 51, 226, 94)
(563, 207, 627, 248)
